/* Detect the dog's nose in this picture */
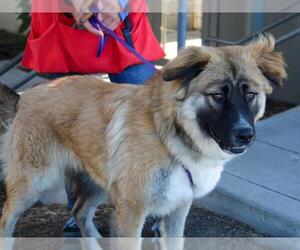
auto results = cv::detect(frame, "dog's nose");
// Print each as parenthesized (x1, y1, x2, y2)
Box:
(234, 127, 254, 145)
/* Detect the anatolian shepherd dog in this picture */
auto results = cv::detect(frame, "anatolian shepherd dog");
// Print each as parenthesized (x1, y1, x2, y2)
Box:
(0, 35, 286, 246)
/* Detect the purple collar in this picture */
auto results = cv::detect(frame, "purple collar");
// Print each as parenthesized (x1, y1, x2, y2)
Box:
(181, 164, 194, 187)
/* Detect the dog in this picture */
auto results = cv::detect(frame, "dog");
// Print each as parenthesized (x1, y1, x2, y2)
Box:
(0, 35, 286, 247)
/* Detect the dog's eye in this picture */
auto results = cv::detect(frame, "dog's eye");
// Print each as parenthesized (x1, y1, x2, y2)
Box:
(245, 92, 257, 102)
(211, 93, 225, 102)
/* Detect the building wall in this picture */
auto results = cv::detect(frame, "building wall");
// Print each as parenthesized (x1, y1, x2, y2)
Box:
(0, 13, 21, 33)
(263, 14, 300, 105)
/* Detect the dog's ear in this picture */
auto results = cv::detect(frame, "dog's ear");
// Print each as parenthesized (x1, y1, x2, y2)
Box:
(248, 34, 287, 87)
(162, 47, 211, 85)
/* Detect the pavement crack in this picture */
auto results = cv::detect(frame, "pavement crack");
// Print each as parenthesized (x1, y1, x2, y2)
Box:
(256, 139, 300, 155)
(223, 171, 300, 203)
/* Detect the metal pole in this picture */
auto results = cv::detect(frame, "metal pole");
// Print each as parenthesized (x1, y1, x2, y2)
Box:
(239, 13, 299, 44)
(250, 0, 265, 34)
(276, 28, 300, 45)
(177, 0, 187, 50)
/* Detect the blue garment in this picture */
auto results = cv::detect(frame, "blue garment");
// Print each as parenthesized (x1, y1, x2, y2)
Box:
(119, 0, 129, 21)
(108, 63, 155, 84)
(119, 0, 129, 9)
(47, 63, 155, 85)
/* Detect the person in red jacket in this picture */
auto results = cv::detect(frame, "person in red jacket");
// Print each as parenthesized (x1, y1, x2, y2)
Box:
(22, 0, 165, 236)
(22, 0, 165, 83)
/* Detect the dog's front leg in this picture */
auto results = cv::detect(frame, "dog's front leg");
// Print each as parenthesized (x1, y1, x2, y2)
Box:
(159, 201, 192, 250)
(110, 202, 145, 250)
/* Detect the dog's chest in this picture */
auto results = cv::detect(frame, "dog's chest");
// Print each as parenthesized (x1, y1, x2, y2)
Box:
(189, 160, 224, 198)
(149, 159, 224, 216)
(171, 158, 224, 199)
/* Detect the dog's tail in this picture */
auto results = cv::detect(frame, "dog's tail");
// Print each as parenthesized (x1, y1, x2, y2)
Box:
(0, 84, 19, 132)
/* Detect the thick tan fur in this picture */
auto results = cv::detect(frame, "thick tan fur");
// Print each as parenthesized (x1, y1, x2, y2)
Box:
(0, 35, 286, 246)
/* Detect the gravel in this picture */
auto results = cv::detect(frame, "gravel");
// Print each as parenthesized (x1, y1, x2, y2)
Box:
(0, 183, 265, 237)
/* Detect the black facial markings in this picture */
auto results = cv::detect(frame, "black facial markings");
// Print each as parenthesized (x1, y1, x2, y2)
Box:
(223, 78, 233, 88)
(229, 61, 238, 81)
(222, 84, 231, 99)
(210, 78, 257, 105)
(198, 75, 260, 154)
(239, 78, 248, 89)
(213, 79, 232, 101)
(236, 79, 260, 107)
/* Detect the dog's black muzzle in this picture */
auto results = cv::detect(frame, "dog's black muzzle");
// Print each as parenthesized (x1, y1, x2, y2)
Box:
(207, 120, 255, 155)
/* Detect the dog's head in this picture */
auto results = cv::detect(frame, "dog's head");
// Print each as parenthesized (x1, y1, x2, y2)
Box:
(162, 35, 287, 159)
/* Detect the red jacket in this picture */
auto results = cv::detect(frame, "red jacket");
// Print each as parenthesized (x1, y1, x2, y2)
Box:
(22, 1, 165, 74)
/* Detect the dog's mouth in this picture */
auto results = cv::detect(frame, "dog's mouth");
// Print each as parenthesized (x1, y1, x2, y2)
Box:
(207, 126, 247, 155)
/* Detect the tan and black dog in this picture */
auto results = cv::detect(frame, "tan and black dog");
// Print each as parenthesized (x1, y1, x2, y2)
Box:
(0, 35, 286, 247)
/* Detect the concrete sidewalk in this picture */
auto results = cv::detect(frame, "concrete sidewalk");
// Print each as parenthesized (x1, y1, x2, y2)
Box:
(198, 106, 300, 236)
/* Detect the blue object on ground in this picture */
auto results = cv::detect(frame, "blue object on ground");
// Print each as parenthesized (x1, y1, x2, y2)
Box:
(62, 217, 82, 237)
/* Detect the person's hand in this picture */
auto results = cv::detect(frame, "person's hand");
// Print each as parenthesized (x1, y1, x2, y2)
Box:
(94, 0, 122, 31)
(71, 0, 124, 35)
(71, 0, 103, 36)
(71, 0, 94, 13)
(96, 12, 121, 31)
(72, 11, 104, 36)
